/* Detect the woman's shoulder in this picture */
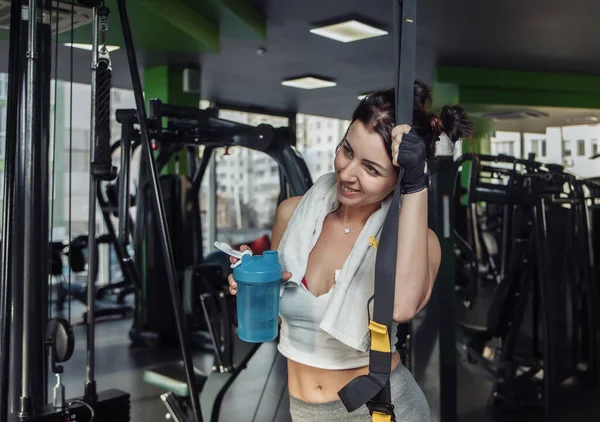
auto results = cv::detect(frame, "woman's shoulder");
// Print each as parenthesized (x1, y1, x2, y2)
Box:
(271, 196, 304, 250)
(276, 196, 303, 222)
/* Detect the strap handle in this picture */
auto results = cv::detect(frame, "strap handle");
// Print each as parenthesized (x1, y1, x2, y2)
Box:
(338, 2, 417, 420)
(372, 0, 417, 380)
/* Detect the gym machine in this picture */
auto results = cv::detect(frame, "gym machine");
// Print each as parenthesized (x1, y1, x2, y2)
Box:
(1, 1, 131, 422)
(106, 100, 312, 349)
(453, 153, 600, 419)
(106, 98, 312, 421)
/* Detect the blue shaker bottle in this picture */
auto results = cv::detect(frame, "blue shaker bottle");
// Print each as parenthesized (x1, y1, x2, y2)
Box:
(233, 251, 283, 343)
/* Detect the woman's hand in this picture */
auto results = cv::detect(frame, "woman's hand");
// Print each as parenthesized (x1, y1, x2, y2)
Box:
(391, 124, 412, 168)
(391, 124, 428, 194)
(227, 245, 293, 295)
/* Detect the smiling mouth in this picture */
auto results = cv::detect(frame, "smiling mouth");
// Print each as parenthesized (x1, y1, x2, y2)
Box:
(341, 183, 359, 193)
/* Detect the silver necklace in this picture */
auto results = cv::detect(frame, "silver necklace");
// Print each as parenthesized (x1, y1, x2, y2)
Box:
(336, 212, 364, 234)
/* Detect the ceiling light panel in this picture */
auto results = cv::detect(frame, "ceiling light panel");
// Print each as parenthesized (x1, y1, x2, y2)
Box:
(281, 77, 336, 90)
(310, 20, 388, 43)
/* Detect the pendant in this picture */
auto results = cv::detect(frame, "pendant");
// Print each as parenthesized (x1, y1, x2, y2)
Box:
(344, 228, 350, 234)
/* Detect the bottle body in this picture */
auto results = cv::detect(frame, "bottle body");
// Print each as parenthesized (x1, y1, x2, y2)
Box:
(233, 250, 282, 343)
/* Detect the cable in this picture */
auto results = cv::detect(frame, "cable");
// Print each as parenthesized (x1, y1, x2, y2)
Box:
(68, 399, 95, 422)
(67, 0, 74, 324)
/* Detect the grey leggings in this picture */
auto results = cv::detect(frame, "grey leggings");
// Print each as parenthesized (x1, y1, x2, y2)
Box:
(288, 364, 431, 421)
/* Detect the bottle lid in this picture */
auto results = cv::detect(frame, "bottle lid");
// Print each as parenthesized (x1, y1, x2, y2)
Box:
(233, 251, 282, 284)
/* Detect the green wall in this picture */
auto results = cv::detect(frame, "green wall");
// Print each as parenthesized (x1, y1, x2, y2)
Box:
(143, 65, 201, 175)
(436, 66, 600, 109)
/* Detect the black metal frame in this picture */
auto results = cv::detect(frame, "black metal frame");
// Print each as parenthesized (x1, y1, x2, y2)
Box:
(1, 0, 25, 419)
(0, 0, 54, 418)
(453, 153, 600, 419)
(412, 156, 460, 422)
(144, 99, 312, 197)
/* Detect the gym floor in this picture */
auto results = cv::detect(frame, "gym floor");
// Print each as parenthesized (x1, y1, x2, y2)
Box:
(56, 301, 600, 422)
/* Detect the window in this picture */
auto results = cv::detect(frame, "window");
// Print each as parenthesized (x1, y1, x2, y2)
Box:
(71, 151, 90, 171)
(112, 90, 122, 102)
(207, 110, 290, 251)
(563, 140, 572, 157)
(0, 73, 7, 100)
(577, 139, 585, 156)
(214, 146, 280, 244)
(494, 141, 515, 156)
(592, 139, 598, 156)
(0, 105, 5, 134)
(531, 139, 539, 156)
(0, 105, 6, 159)
(541, 140, 547, 157)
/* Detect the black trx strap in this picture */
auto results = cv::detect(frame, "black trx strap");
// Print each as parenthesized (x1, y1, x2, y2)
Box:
(338, 1, 417, 421)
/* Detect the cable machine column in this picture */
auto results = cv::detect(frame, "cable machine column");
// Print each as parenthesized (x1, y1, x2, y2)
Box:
(9, 2, 29, 412)
(19, 0, 52, 416)
(1, 0, 27, 419)
(20, 1, 40, 409)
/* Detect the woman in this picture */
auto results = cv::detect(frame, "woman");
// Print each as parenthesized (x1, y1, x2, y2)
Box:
(228, 81, 472, 421)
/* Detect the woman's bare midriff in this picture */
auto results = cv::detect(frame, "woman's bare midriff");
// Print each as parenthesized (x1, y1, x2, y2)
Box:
(286, 351, 402, 403)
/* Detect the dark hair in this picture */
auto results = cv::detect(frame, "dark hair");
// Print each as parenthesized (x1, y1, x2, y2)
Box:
(347, 81, 473, 161)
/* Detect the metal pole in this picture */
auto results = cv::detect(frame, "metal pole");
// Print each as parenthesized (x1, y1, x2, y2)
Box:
(115, 1, 203, 419)
(85, 5, 99, 403)
(10, 2, 29, 411)
(118, 122, 132, 246)
(207, 153, 217, 252)
(0, 0, 25, 419)
(19, 0, 39, 416)
(38, 0, 53, 405)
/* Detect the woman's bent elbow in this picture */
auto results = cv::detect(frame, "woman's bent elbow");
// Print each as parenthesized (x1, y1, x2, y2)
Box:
(392, 306, 418, 323)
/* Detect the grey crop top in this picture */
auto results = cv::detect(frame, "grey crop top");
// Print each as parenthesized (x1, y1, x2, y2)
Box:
(278, 278, 398, 370)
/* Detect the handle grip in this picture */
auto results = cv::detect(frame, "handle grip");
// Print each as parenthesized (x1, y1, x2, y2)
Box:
(92, 58, 117, 181)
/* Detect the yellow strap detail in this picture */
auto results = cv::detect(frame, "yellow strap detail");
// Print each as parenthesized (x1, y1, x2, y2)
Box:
(369, 236, 379, 249)
(369, 320, 390, 353)
(372, 411, 393, 422)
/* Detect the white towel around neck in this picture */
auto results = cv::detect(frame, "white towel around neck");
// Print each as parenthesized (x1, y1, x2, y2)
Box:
(277, 172, 392, 352)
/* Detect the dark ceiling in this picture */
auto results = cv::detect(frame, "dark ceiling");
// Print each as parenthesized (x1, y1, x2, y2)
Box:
(2, 0, 600, 121)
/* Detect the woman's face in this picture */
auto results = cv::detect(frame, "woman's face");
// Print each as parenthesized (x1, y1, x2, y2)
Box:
(333, 120, 398, 208)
